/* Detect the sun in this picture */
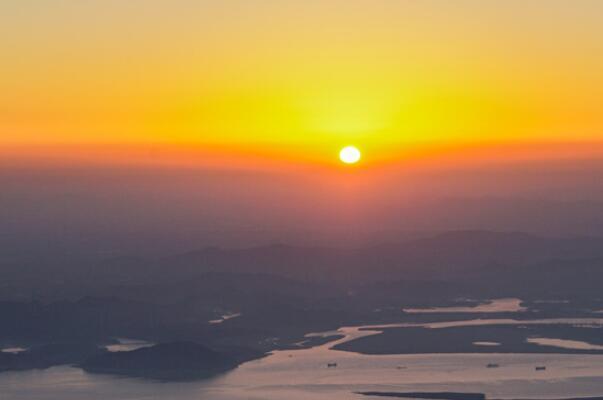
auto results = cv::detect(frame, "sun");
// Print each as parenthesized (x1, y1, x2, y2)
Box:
(339, 146, 361, 164)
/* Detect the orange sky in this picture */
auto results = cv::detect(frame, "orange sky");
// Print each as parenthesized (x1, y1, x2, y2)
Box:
(2, 1, 603, 170)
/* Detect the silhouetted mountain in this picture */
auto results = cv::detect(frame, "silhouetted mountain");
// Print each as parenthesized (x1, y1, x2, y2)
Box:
(159, 231, 603, 284)
(4, 231, 603, 295)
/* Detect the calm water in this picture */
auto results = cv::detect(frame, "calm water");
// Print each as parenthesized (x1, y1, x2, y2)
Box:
(527, 338, 603, 351)
(404, 298, 527, 314)
(105, 338, 155, 353)
(3, 318, 603, 400)
(0, 347, 27, 354)
(209, 312, 242, 325)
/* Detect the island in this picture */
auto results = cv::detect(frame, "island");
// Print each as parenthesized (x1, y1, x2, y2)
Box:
(80, 341, 265, 380)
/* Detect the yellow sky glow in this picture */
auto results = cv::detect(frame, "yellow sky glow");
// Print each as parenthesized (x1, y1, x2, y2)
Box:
(1, 1, 603, 168)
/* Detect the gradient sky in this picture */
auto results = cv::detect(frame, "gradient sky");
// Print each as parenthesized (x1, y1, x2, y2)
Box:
(2, 0, 603, 169)
(3, 1, 603, 251)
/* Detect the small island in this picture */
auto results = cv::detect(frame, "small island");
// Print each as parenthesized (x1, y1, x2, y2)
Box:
(80, 341, 265, 381)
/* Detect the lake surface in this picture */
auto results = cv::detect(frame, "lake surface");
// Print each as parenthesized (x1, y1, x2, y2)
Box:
(3, 317, 603, 400)
(0, 347, 27, 354)
(105, 338, 156, 353)
(473, 341, 501, 347)
(527, 338, 603, 351)
(404, 298, 527, 314)
(209, 312, 242, 325)
(310, 317, 603, 348)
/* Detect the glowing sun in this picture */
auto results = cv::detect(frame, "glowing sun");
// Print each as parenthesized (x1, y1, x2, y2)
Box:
(339, 146, 361, 164)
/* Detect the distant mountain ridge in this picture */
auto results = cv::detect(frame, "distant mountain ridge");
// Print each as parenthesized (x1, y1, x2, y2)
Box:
(158, 230, 603, 284)
(3, 230, 603, 297)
